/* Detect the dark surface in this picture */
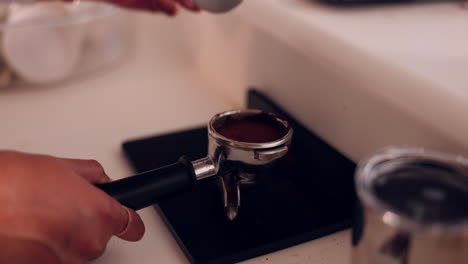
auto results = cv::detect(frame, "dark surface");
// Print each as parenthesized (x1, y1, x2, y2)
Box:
(122, 89, 357, 264)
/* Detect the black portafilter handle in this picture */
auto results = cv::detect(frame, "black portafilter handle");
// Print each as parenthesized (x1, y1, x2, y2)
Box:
(95, 156, 197, 211)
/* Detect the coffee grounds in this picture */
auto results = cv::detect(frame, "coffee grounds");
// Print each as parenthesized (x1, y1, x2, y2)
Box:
(214, 113, 287, 143)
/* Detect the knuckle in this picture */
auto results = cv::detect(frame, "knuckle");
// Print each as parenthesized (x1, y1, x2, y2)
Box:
(95, 199, 115, 222)
(81, 238, 107, 260)
(93, 198, 122, 231)
(86, 159, 106, 174)
(85, 159, 102, 169)
(79, 201, 117, 259)
(95, 198, 127, 234)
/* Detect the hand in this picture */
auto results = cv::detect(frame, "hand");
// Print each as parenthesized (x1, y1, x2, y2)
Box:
(0, 151, 145, 264)
(106, 0, 200, 15)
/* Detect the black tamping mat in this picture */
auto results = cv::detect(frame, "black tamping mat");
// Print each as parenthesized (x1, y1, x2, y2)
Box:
(122, 90, 356, 264)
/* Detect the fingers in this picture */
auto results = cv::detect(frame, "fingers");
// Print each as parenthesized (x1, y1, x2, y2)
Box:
(158, 0, 200, 13)
(0, 152, 111, 184)
(175, 0, 201, 11)
(60, 158, 111, 184)
(106, 0, 176, 14)
(52, 156, 145, 241)
(114, 206, 145, 241)
(152, 0, 178, 15)
(60, 158, 145, 241)
(106, 0, 199, 14)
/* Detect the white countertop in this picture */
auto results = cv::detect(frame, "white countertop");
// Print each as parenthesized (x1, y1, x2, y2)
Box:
(236, 0, 468, 151)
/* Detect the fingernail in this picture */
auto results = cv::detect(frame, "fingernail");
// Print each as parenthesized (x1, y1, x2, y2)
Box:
(116, 207, 132, 237)
(97, 176, 112, 184)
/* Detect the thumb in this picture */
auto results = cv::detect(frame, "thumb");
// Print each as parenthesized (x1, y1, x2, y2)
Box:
(115, 206, 145, 242)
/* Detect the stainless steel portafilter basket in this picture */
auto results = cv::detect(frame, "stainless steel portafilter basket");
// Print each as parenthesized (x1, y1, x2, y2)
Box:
(97, 109, 293, 220)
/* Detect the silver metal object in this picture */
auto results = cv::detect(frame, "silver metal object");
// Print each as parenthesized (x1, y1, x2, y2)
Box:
(191, 109, 293, 220)
(193, 0, 242, 13)
(352, 147, 468, 264)
(192, 156, 219, 180)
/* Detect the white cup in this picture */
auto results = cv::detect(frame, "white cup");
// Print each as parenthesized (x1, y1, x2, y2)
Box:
(2, 2, 85, 84)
